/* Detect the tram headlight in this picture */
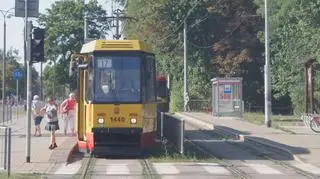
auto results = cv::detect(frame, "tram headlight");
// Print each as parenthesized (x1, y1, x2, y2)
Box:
(130, 118, 137, 124)
(98, 118, 104, 124)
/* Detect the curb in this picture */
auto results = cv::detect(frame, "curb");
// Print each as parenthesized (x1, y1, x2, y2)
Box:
(66, 142, 79, 165)
(176, 112, 305, 164)
(214, 125, 244, 141)
(174, 113, 213, 130)
(242, 135, 304, 163)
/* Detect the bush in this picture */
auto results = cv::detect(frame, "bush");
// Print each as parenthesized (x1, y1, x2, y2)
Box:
(169, 80, 184, 112)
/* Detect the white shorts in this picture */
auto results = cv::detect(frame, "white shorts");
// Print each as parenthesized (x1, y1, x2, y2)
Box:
(63, 110, 75, 131)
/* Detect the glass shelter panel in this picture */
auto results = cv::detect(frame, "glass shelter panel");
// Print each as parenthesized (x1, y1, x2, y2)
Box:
(211, 78, 243, 117)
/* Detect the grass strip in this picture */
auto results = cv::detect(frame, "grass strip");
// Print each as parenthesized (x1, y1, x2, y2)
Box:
(0, 172, 46, 179)
(147, 140, 218, 163)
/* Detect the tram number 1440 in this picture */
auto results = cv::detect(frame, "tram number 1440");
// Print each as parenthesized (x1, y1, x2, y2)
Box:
(110, 117, 125, 122)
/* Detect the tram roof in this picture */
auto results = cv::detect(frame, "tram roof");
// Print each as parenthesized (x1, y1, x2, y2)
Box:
(80, 39, 153, 54)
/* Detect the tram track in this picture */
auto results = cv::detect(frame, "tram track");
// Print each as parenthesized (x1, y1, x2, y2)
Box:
(184, 118, 318, 179)
(77, 117, 315, 179)
(80, 154, 96, 179)
(231, 141, 318, 179)
(184, 122, 251, 179)
(79, 154, 157, 179)
(140, 157, 158, 179)
(79, 124, 249, 179)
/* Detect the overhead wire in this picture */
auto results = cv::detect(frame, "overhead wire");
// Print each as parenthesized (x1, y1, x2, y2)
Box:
(158, 11, 210, 50)
(121, 0, 215, 49)
(154, 0, 202, 43)
(189, 41, 214, 49)
(120, 0, 200, 43)
(189, 21, 243, 49)
(187, 14, 214, 49)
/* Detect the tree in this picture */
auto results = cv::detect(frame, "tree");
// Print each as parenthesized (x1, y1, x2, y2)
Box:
(0, 48, 39, 99)
(123, 0, 264, 111)
(254, 0, 320, 114)
(38, 0, 110, 97)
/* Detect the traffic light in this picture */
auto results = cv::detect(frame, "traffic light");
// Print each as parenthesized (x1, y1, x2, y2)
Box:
(31, 27, 45, 63)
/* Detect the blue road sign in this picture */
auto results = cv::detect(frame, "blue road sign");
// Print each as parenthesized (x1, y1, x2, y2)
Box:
(224, 84, 232, 94)
(12, 69, 23, 80)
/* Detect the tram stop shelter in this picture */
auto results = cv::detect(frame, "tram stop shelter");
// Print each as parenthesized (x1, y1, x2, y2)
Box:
(211, 77, 243, 118)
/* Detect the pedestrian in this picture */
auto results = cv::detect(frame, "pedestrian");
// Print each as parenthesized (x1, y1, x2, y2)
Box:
(31, 95, 45, 137)
(60, 93, 76, 136)
(42, 97, 59, 150)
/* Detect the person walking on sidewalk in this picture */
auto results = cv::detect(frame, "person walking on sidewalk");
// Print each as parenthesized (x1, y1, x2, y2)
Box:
(31, 95, 45, 137)
(60, 93, 77, 136)
(42, 97, 60, 150)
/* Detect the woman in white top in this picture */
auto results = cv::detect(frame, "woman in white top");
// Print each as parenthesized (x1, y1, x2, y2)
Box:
(31, 95, 45, 136)
(42, 97, 60, 150)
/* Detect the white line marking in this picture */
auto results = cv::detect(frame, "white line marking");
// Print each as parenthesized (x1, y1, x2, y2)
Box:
(153, 163, 180, 174)
(106, 164, 130, 175)
(196, 163, 220, 166)
(54, 161, 82, 175)
(293, 163, 320, 175)
(245, 164, 282, 174)
(203, 163, 230, 175)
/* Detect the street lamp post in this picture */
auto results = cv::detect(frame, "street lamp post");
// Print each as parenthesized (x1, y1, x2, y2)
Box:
(0, 8, 13, 124)
(83, 0, 88, 42)
(183, 7, 195, 113)
(183, 2, 200, 112)
(264, 0, 272, 127)
(183, 17, 188, 112)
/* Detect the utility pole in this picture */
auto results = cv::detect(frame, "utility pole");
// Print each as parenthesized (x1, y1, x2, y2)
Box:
(1, 8, 13, 123)
(53, 60, 56, 98)
(16, 79, 18, 120)
(2, 12, 7, 124)
(183, 19, 188, 112)
(83, 0, 88, 42)
(40, 62, 43, 100)
(26, 20, 32, 163)
(24, 0, 32, 163)
(24, 29, 27, 106)
(264, 0, 272, 127)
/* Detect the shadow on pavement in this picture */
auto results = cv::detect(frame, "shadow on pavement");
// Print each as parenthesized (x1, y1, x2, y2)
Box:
(185, 129, 310, 162)
(214, 125, 251, 135)
(70, 151, 85, 163)
(13, 133, 77, 138)
(244, 136, 310, 159)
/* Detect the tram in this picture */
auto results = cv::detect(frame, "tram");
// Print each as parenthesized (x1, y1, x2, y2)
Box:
(69, 39, 160, 155)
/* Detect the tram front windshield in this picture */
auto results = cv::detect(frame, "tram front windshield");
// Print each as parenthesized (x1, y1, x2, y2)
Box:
(94, 55, 141, 103)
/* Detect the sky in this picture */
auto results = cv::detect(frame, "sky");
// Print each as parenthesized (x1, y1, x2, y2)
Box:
(0, 0, 117, 73)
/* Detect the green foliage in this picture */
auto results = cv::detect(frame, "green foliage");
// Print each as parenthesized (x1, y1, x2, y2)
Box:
(35, 0, 320, 114)
(169, 79, 184, 112)
(124, 0, 264, 111)
(255, 0, 320, 113)
(0, 48, 39, 98)
(38, 0, 110, 98)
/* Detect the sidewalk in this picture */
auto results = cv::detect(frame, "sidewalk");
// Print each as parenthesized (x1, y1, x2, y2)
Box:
(176, 112, 320, 167)
(1, 113, 78, 174)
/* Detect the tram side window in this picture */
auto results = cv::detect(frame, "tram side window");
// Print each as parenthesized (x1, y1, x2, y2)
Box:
(144, 54, 156, 102)
(86, 68, 94, 101)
